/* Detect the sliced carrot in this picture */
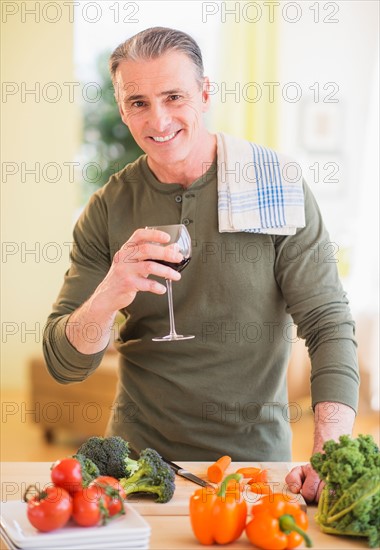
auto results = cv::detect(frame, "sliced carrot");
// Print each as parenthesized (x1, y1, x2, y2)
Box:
(235, 467, 262, 479)
(257, 469, 268, 482)
(248, 482, 273, 496)
(207, 455, 232, 483)
(247, 469, 268, 483)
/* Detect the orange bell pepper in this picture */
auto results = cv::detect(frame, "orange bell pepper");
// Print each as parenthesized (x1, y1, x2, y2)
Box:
(189, 474, 247, 545)
(246, 494, 312, 550)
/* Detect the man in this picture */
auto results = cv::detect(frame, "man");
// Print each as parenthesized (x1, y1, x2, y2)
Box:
(43, 27, 359, 502)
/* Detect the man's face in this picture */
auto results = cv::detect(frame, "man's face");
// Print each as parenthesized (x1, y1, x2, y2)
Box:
(115, 51, 211, 169)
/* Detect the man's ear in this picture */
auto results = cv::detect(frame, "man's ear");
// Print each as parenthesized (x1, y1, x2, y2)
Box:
(201, 76, 212, 112)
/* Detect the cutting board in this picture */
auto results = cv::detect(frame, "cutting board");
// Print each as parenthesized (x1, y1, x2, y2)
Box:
(129, 461, 307, 515)
(0, 462, 306, 516)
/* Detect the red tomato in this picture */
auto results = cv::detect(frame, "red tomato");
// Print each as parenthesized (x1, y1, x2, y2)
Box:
(90, 476, 126, 517)
(51, 458, 83, 494)
(25, 485, 72, 532)
(90, 476, 126, 499)
(72, 486, 109, 527)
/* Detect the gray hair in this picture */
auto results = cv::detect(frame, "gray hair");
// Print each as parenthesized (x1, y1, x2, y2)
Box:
(109, 27, 204, 84)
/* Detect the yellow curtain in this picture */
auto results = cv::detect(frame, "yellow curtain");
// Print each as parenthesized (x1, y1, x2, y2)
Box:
(210, 1, 279, 148)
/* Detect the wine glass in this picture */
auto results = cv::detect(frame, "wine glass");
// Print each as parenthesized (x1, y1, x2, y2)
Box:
(148, 224, 194, 341)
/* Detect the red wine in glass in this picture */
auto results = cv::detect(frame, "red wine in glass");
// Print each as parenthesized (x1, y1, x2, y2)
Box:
(146, 224, 194, 341)
(152, 257, 191, 273)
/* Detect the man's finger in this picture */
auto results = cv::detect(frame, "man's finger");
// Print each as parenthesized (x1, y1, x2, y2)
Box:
(299, 469, 322, 503)
(130, 228, 171, 244)
(127, 274, 167, 295)
(140, 259, 181, 279)
(285, 465, 304, 493)
(117, 241, 182, 264)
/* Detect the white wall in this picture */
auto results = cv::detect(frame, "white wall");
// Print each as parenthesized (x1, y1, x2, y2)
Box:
(277, 1, 378, 238)
(277, 1, 379, 408)
(1, 1, 79, 388)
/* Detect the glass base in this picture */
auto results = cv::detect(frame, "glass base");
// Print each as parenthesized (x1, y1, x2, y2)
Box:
(152, 334, 195, 342)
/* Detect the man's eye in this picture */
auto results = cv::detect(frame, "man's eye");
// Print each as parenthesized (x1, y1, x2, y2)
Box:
(168, 95, 181, 101)
(132, 101, 145, 108)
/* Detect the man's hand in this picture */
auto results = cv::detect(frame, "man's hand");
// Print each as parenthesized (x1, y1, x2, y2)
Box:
(285, 463, 324, 503)
(65, 228, 184, 354)
(285, 401, 356, 503)
(93, 227, 184, 314)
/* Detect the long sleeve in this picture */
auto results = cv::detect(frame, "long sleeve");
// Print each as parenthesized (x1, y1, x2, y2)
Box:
(43, 191, 112, 384)
(274, 181, 359, 411)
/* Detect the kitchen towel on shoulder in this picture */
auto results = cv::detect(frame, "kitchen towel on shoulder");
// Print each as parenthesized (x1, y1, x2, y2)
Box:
(216, 132, 305, 235)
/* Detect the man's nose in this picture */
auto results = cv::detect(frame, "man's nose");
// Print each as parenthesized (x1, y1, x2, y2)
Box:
(149, 104, 171, 133)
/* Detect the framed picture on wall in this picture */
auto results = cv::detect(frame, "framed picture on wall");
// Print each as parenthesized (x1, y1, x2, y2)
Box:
(299, 96, 343, 154)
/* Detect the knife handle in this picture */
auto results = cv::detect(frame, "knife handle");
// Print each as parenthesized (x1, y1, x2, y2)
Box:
(162, 458, 182, 473)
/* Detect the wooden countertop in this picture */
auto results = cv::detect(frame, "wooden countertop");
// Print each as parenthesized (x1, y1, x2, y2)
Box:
(0, 462, 368, 549)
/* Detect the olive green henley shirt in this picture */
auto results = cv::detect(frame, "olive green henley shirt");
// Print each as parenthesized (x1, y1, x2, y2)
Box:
(43, 154, 359, 461)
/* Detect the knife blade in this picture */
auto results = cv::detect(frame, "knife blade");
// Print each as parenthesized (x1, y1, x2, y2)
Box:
(163, 459, 214, 488)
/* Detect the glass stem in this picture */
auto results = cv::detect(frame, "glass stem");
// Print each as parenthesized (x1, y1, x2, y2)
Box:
(166, 279, 178, 337)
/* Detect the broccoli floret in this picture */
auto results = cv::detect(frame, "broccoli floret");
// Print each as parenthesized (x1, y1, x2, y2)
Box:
(102, 436, 131, 479)
(77, 436, 108, 473)
(120, 448, 175, 503)
(77, 436, 130, 479)
(72, 453, 100, 486)
(123, 448, 160, 478)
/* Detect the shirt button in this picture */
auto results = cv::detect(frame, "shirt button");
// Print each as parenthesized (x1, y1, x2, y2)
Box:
(175, 195, 182, 203)
(184, 193, 194, 199)
(182, 218, 191, 226)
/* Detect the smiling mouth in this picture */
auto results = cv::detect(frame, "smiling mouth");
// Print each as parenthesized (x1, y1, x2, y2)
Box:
(150, 130, 181, 143)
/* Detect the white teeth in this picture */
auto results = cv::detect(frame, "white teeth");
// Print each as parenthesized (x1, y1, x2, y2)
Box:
(152, 131, 177, 142)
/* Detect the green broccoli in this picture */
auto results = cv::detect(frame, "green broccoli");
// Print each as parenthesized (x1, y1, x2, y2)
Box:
(72, 453, 100, 486)
(77, 436, 130, 479)
(311, 434, 380, 548)
(120, 448, 175, 503)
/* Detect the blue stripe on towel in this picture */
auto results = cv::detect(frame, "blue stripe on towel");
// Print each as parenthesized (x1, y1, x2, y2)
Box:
(257, 143, 286, 228)
(260, 144, 275, 227)
(264, 145, 277, 226)
(273, 149, 286, 226)
(250, 143, 266, 228)
(250, 143, 287, 229)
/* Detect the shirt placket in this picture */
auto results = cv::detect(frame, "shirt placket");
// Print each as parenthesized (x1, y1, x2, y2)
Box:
(178, 191, 197, 246)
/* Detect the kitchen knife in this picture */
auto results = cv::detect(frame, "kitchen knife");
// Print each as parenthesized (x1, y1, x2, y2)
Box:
(163, 459, 214, 488)
(163, 460, 307, 511)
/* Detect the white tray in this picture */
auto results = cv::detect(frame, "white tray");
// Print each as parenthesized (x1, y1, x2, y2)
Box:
(0, 502, 150, 549)
(0, 528, 149, 550)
